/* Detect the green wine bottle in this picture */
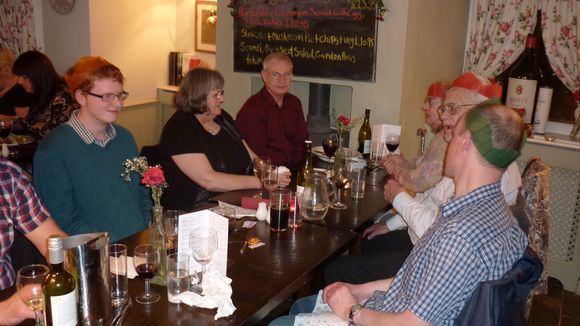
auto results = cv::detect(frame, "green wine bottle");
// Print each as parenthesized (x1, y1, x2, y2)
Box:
(296, 140, 313, 194)
(358, 108, 372, 159)
(43, 235, 78, 326)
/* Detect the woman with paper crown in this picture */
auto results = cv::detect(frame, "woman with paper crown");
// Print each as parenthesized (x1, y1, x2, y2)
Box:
(382, 81, 448, 193)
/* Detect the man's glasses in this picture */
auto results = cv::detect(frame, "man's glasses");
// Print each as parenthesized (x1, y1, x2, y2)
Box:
(437, 103, 478, 116)
(270, 71, 292, 80)
(86, 91, 129, 102)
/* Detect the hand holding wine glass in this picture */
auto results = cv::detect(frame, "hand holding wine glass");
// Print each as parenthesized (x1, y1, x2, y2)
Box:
(322, 133, 338, 170)
(386, 134, 400, 155)
(189, 228, 218, 293)
(133, 244, 160, 304)
(16, 264, 49, 326)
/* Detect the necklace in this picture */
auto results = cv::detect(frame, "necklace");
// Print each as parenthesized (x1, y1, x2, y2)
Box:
(203, 122, 219, 135)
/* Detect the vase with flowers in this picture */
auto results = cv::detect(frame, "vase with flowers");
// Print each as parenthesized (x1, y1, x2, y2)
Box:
(334, 114, 363, 167)
(123, 157, 169, 285)
(570, 90, 580, 140)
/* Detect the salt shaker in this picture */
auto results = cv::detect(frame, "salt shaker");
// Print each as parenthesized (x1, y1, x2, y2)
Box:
(256, 202, 268, 221)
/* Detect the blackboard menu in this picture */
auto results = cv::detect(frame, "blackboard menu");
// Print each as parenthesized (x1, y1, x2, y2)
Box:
(233, 0, 379, 82)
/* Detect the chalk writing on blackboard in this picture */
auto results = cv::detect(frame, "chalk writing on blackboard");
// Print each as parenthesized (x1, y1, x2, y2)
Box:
(233, 0, 379, 82)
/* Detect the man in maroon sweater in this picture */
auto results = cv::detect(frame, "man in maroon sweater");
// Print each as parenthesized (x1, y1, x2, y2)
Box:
(236, 53, 308, 173)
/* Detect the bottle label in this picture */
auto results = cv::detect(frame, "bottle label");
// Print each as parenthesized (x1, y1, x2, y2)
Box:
(506, 77, 538, 124)
(533, 87, 553, 134)
(49, 288, 78, 326)
(362, 140, 371, 154)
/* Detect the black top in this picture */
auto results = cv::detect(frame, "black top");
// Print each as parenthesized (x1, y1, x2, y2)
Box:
(158, 110, 252, 211)
(0, 84, 31, 116)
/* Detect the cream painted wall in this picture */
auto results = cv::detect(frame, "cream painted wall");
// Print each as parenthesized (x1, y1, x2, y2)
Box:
(42, 0, 90, 73)
(88, 0, 175, 102)
(399, 0, 470, 154)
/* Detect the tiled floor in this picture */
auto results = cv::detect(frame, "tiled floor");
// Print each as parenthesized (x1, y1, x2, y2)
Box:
(528, 278, 580, 326)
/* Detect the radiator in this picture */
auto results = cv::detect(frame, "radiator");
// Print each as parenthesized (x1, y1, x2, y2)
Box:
(517, 160, 580, 291)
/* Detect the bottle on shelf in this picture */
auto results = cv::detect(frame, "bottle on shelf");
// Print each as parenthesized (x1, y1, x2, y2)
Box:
(357, 108, 372, 159)
(533, 75, 553, 135)
(505, 34, 541, 135)
(296, 140, 313, 195)
(43, 235, 78, 326)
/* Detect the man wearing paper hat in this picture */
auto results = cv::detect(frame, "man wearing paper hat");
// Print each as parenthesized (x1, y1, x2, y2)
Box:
(273, 103, 528, 325)
(324, 72, 521, 286)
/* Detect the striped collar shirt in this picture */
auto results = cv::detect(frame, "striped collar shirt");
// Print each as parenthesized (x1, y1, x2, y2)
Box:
(67, 110, 117, 147)
(364, 182, 527, 325)
(0, 159, 50, 289)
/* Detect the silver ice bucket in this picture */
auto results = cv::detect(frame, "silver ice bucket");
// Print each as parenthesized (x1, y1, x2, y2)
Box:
(63, 232, 112, 326)
(366, 167, 387, 186)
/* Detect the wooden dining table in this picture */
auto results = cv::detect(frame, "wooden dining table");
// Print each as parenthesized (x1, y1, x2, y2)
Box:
(120, 217, 357, 325)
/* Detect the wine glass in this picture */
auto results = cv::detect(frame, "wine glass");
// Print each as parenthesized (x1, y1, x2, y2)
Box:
(322, 133, 338, 170)
(385, 134, 400, 155)
(252, 157, 270, 198)
(330, 162, 350, 209)
(16, 264, 49, 326)
(133, 244, 161, 304)
(163, 210, 185, 255)
(0, 120, 12, 142)
(189, 228, 218, 293)
(263, 165, 279, 193)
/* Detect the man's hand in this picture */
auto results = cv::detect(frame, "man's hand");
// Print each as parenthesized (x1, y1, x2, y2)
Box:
(362, 223, 390, 239)
(381, 154, 405, 176)
(383, 178, 404, 204)
(322, 282, 357, 321)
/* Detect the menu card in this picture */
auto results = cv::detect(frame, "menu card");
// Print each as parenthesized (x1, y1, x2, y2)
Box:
(177, 210, 229, 275)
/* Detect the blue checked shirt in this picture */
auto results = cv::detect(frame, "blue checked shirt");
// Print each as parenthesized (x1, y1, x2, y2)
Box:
(364, 182, 528, 325)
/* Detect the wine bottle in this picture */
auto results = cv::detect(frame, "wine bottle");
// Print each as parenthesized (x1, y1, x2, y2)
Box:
(43, 235, 78, 326)
(533, 81, 553, 134)
(296, 140, 313, 195)
(357, 108, 372, 159)
(505, 34, 541, 133)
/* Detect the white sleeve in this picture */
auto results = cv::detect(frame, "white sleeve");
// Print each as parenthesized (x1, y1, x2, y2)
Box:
(501, 162, 522, 206)
(392, 177, 454, 239)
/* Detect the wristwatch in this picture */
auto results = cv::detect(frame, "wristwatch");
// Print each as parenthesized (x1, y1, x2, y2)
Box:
(349, 303, 363, 323)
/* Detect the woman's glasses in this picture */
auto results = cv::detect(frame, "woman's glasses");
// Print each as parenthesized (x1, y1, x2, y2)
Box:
(437, 102, 478, 116)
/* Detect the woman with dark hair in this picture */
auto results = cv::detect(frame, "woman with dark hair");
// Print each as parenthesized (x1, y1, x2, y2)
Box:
(0, 47, 30, 119)
(158, 67, 290, 211)
(12, 50, 76, 139)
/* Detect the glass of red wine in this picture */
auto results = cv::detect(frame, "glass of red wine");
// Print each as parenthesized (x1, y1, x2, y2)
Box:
(0, 120, 12, 142)
(386, 134, 400, 155)
(322, 133, 338, 170)
(133, 244, 160, 304)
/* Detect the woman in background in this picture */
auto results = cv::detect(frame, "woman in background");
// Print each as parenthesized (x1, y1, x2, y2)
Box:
(158, 67, 290, 211)
(11, 50, 76, 139)
(0, 47, 30, 120)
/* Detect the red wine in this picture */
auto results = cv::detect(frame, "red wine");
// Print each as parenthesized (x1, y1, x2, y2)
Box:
(136, 263, 158, 279)
(270, 206, 289, 231)
(386, 143, 399, 153)
(323, 143, 337, 157)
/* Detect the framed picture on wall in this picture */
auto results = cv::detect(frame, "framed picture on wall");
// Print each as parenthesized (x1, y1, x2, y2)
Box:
(195, 1, 217, 53)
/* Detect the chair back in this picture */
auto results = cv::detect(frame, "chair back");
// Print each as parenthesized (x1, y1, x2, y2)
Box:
(455, 247, 543, 326)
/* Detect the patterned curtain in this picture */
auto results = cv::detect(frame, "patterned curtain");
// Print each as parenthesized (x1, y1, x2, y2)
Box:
(464, 0, 537, 79)
(0, 0, 37, 54)
(541, 0, 579, 95)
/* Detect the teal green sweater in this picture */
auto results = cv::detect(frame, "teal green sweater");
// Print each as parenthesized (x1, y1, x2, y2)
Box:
(33, 124, 151, 242)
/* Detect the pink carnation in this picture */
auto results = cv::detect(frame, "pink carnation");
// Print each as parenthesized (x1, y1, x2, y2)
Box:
(142, 166, 166, 186)
(338, 115, 350, 126)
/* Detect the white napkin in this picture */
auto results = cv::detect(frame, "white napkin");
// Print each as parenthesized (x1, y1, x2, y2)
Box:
(179, 269, 236, 320)
(294, 290, 348, 326)
(218, 201, 256, 217)
(109, 256, 138, 279)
